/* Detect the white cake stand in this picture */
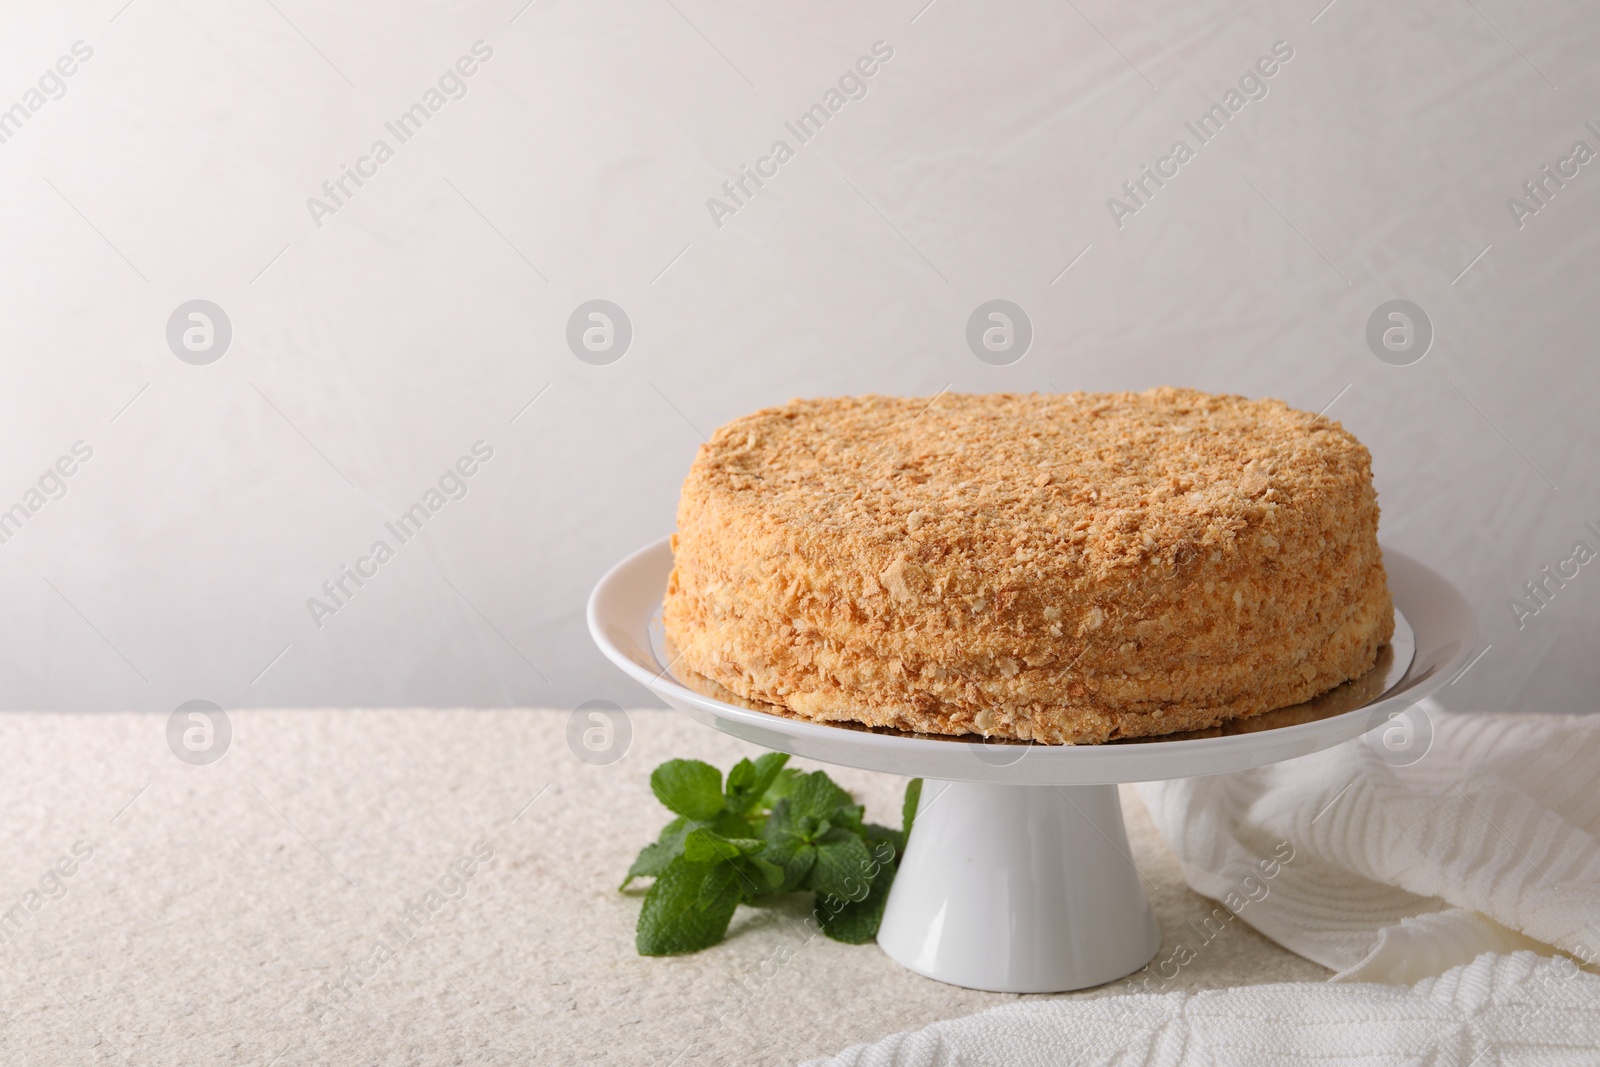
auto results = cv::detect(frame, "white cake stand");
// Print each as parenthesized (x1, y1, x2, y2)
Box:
(588, 539, 1477, 993)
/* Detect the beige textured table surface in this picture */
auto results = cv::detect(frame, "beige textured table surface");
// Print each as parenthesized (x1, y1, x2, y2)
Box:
(0, 709, 1327, 1065)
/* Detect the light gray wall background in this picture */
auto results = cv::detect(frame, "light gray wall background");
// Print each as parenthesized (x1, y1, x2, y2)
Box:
(0, 0, 1595, 715)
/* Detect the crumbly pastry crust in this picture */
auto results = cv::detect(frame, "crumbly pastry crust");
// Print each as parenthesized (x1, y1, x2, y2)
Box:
(663, 388, 1394, 745)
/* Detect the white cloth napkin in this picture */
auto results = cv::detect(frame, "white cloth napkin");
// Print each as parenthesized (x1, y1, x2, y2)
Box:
(1138, 701, 1600, 982)
(809, 951, 1600, 1065)
(807, 703, 1600, 1064)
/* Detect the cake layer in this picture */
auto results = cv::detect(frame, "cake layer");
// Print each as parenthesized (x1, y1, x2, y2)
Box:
(663, 388, 1394, 744)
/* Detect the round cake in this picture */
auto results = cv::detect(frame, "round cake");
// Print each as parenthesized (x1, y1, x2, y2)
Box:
(662, 387, 1394, 744)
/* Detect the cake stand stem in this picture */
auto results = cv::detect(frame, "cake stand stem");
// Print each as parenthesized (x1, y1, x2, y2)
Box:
(876, 780, 1161, 993)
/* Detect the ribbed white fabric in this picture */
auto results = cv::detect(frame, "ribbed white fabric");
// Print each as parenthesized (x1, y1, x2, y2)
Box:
(1137, 702, 1600, 982)
(806, 705, 1600, 1065)
(809, 951, 1600, 1066)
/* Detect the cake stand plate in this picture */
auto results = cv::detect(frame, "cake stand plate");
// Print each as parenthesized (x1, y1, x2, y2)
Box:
(588, 538, 1477, 993)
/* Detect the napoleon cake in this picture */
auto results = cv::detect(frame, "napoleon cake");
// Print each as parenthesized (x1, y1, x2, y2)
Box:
(662, 387, 1393, 744)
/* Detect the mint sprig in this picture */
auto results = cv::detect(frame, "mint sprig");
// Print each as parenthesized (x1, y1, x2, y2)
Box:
(622, 753, 921, 956)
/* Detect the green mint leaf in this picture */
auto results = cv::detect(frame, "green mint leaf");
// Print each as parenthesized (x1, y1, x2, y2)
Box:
(902, 778, 923, 842)
(788, 771, 855, 832)
(818, 859, 897, 944)
(696, 862, 742, 912)
(650, 759, 726, 822)
(726, 752, 792, 815)
(760, 766, 804, 808)
(682, 828, 763, 864)
(773, 843, 816, 894)
(830, 803, 866, 834)
(620, 816, 690, 889)
(749, 752, 791, 794)
(862, 822, 901, 856)
(709, 810, 763, 840)
(805, 831, 874, 903)
(746, 855, 786, 890)
(724, 758, 758, 812)
(761, 797, 797, 840)
(636, 858, 741, 956)
(760, 807, 818, 892)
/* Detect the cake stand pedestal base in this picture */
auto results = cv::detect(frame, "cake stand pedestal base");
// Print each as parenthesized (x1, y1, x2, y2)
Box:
(877, 780, 1161, 993)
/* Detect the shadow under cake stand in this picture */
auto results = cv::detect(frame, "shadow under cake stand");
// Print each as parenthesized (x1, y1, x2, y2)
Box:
(588, 538, 1477, 993)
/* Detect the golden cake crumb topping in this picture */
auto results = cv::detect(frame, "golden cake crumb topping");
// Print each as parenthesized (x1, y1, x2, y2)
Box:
(665, 387, 1393, 744)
